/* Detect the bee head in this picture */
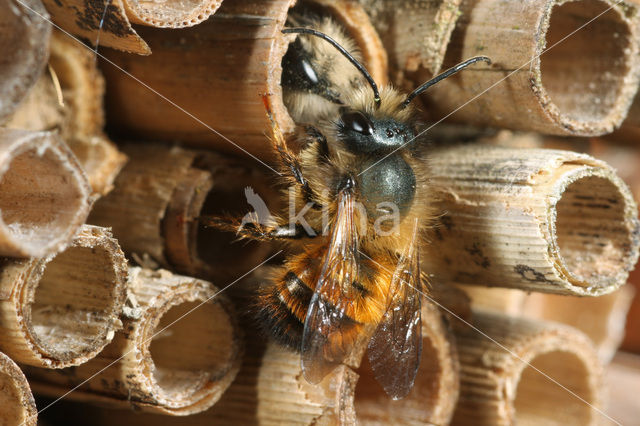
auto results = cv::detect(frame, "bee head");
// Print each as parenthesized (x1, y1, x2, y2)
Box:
(337, 108, 415, 154)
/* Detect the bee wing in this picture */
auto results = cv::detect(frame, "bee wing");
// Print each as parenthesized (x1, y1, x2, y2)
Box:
(301, 190, 361, 384)
(367, 220, 423, 400)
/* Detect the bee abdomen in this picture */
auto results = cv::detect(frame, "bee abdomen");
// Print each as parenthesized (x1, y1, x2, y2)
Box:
(257, 269, 363, 351)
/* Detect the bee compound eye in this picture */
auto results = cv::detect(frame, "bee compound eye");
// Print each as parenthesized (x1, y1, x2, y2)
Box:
(341, 111, 374, 136)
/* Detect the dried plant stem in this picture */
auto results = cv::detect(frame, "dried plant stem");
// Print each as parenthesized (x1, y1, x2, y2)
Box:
(425, 145, 640, 296)
(89, 144, 276, 280)
(6, 29, 126, 196)
(422, 0, 640, 135)
(40, 0, 150, 55)
(0, 0, 50, 123)
(357, 0, 462, 82)
(0, 129, 91, 257)
(521, 285, 635, 363)
(101, 0, 386, 158)
(452, 311, 604, 426)
(27, 267, 242, 415)
(0, 352, 36, 425)
(0, 226, 127, 368)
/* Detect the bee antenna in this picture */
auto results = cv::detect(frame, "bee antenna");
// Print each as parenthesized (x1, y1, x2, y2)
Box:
(400, 56, 492, 109)
(282, 27, 381, 108)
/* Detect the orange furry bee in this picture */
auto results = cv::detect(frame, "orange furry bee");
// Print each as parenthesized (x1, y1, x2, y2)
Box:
(210, 11, 489, 399)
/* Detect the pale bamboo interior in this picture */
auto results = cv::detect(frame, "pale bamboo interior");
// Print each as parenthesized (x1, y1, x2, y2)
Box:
(123, 0, 223, 28)
(541, 0, 630, 124)
(148, 300, 235, 403)
(0, 134, 90, 257)
(553, 175, 630, 283)
(0, 353, 36, 426)
(513, 351, 594, 425)
(28, 244, 122, 360)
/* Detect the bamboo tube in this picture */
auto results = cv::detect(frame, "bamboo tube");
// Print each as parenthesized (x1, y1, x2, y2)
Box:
(122, 0, 223, 28)
(424, 145, 640, 296)
(355, 302, 459, 425)
(0, 352, 37, 426)
(452, 311, 604, 426)
(0, 225, 127, 368)
(521, 285, 635, 363)
(101, 0, 387, 158)
(0, 0, 51, 123)
(457, 285, 527, 316)
(217, 271, 460, 425)
(6, 30, 127, 196)
(420, 0, 640, 136)
(89, 144, 276, 280)
(41, 0, 151, 55)
(27, 267, 242, 415)
(357, 0, 462, 82)
(0, 129, 91, 258)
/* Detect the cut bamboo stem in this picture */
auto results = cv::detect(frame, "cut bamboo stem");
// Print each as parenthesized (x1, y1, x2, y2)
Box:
(100, 0, 387, 158)
(0, 129, 91, 257)
(27, 267, 242, 415)
(425, 145, 640, 296)
(452, 311, 604, 426)
(357, 0, 462, 82)
(0, 0, 51, 123)
(89, 144, 276, 280)
(0, 225, 127, 368)
(220, 270, 461, 425)
(41, 0, 150, 55)
(122, 0, 223, 28)
(422, 0, 640, 135)
(521, 285, 635, 363)
(6, 30, 127, 196)
(0, 352, 37, 426)
(355, 302, 459, 425)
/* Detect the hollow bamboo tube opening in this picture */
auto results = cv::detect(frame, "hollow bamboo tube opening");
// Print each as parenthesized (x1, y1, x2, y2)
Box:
(355, 303, 459, 425)
(0, 129, 91, 257)
(422, 0, 640, 135)
(426, 145, 640, 295)
(6, 30, 126, 196)
(0, 225, 127, 368)
(0, 352, 36, 426)
(90, 145, 275, 279)
(123, 0, 223, 28)
(26, 268, 241, 415)
(125, 270, 239, 413)
(0, 0, 51, 123)
(452, 312, 603, 426)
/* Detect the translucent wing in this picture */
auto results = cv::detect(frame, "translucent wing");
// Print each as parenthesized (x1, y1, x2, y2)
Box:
(367, 220, 423, 399)
(301, 190, 362, 383)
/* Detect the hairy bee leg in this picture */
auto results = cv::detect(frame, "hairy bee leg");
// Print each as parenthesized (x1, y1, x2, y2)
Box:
(200, 215, 318, 242)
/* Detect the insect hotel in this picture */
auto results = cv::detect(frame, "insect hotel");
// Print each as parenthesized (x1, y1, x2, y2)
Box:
(1, 0, 639, 424)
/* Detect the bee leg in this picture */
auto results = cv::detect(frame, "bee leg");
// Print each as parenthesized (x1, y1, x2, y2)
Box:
(200, 216, 319, 242)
